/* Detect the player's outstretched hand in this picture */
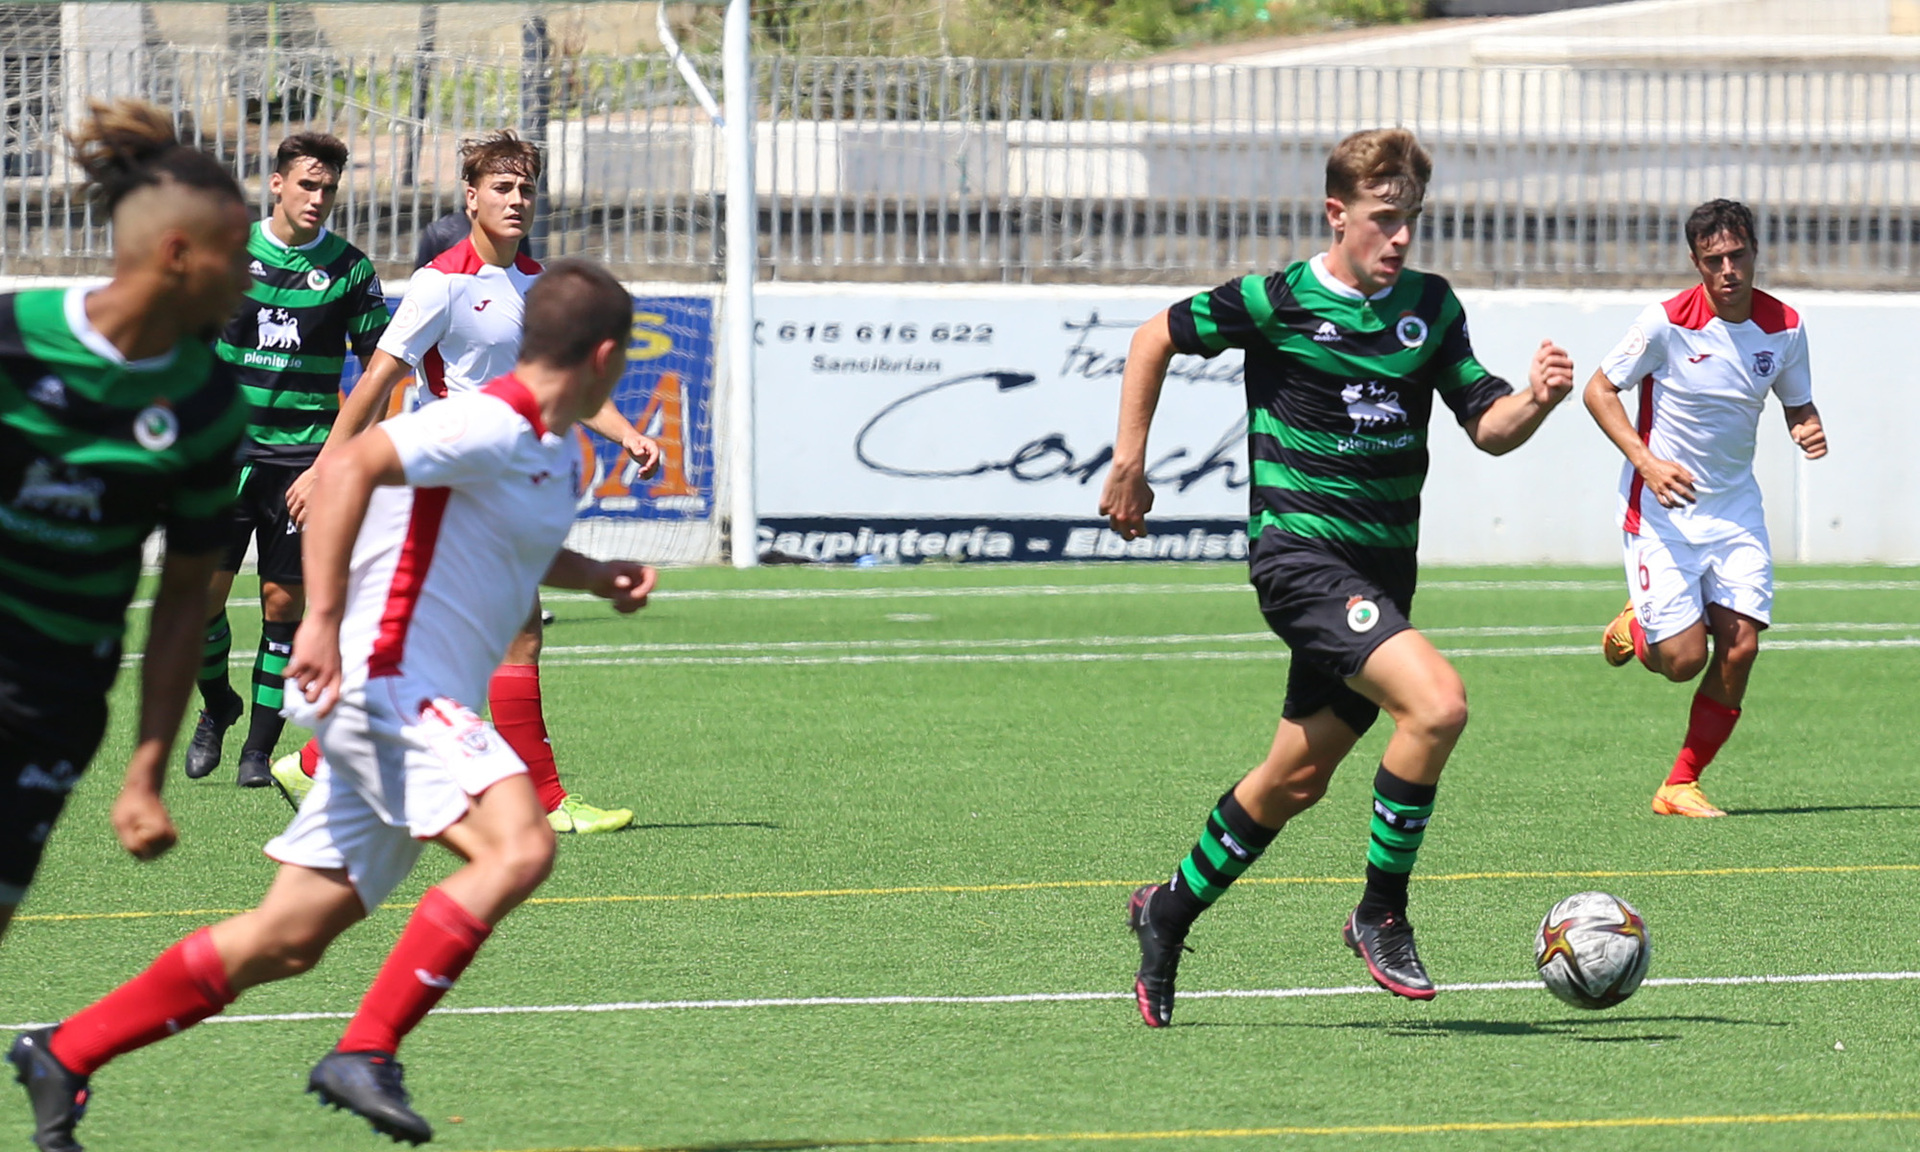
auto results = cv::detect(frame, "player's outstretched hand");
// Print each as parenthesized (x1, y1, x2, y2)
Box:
(623, 433, 664, 481)
(1529, 339, 1576, 406)
(595, 561, 658, 613)
(112, 788, 177, 861)
(285, 617, 343, 720)
(1099, 465, 1154, 540)
(1791, 416, 1828, 460)
(1638, 457, 1698, 507)
(286, 465, 319, 527)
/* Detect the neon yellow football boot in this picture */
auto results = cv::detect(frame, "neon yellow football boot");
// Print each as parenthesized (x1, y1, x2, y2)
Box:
(547, 794, 634, 834)
(269, 751, 314, 810)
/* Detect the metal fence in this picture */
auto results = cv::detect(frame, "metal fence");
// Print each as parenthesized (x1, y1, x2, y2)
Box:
(4, 45, 1916, 288)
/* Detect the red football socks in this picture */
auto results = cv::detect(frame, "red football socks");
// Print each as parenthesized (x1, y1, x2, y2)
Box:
(337, 888, 492, 1055)
(488, 664, 566, 812)
(50, 928, 235, 1076)
(298, 737, 321, 778)
(1666, 692, 1741, 786)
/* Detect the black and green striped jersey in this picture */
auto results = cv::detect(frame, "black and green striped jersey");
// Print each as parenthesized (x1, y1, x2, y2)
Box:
(1168, 257, 1512, 580)
(0, 288, 245, 658)
(214, 222, 387, 465)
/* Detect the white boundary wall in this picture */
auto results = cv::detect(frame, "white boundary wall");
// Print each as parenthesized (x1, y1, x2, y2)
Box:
(752, 283, 1920, 566)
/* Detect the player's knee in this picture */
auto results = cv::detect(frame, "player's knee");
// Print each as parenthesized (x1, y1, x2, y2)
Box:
(1663, 648, 1708, 682)
(1404, 690, 1469, 743)
(499, 826, 556, 898)
(1720, 630, 1760, 671)
(258, 926, 333, 979)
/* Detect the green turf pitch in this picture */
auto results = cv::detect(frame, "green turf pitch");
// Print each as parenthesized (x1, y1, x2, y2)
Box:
(6, 564, 1920, 1152)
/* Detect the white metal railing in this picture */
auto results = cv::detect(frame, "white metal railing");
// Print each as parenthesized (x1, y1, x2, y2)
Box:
(3, 48, 1915, 287)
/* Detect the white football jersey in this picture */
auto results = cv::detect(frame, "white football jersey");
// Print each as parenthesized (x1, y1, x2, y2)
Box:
(378, 237, 541, 398)
(335, 377, 580, 710)
(1599, 285, 1812, 545)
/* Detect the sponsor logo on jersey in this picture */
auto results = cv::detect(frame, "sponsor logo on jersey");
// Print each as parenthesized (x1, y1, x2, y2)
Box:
(16, 760, 78, 794)
(27, 375, 66, 409)
(249, 259, 268, 277)
(15, 459, 105, 522)
(1341, 381, 1407, 433)
(256, 307, 302, 350)
(1752, 349, 1775, 377)
(1345, 595, 1380, 633)
(1687, 353, 1711, 363)
(473, 299, 492, 312)
(134, 403, 180, 451)
(1395, 313, 1428, 348)
(305, 268, 332, 292)
(1312, 321, 1341, 343)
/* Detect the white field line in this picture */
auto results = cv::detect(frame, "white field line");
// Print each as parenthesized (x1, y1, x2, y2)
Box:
(133, 624, 1920, 670)
(122, 577, 1920, 613)
(4, 969, 1914, 1032)
(531, 636, 1920, 669)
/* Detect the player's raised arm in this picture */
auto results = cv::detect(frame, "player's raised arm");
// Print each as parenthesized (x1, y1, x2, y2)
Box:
(1463, 338, 1575, 454)
(1099, 310, 1175, 539)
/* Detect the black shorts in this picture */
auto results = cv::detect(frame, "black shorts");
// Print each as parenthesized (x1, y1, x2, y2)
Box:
(221, 462, 308, 585)
(1251, 547, 1415, 739)
(0, 654, 110, 902)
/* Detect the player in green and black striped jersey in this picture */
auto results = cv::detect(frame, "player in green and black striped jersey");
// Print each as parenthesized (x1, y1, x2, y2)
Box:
(0, 101, 249, 949)
(1102, 129, 1577, 1021)
(186, 133, 389, 790)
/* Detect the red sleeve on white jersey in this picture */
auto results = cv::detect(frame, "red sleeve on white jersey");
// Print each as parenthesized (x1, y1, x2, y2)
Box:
(378, 266, 453, 369)
(383, 390, 523, 489)
(1599, 302, 1670, 390)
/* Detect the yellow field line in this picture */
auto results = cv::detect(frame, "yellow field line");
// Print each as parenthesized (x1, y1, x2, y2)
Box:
(476, 1110, 1920, 1151)
(16, 863, 1920, 925)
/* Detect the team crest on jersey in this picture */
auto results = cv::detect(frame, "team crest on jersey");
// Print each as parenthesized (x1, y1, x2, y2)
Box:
(1752, 349, 1776, 377)
(133, 404, 179, 451)
(305, 268, 332, 292)
(1341, 381, 1407, 433)
(14, 459, 105, 522)
(1345, 596, 1381, 633)
(1395, 313, 1428, 348)
(257, 307, 302, 350)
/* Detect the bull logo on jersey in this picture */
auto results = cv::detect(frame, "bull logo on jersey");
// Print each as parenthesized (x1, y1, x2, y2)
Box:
(1752, 349, 1776, 377)
(14, 459, 105, 522)
(256, 307, 302, 350)
(1341, 381, 1407, 433)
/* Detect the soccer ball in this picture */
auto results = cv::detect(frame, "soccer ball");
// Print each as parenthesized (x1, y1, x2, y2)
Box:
(1534, 891, 1651, 1010)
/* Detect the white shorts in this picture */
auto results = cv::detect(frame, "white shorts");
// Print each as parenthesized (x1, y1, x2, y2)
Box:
(1623, 528, 1773, 644)
(265, 678, 527, 911)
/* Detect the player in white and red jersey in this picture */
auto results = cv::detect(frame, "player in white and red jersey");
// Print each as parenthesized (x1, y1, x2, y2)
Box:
(284, 131, 658, 835)
(14, 262, 658, 1148)
(1584, 199, 1828, 818)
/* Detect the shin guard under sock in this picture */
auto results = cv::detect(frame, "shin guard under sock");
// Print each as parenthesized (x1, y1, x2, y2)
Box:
(337, 888, 492, 1055)
(242, 620, 297, 757)
(49, 928, 235, 1076)
(1154, 787, 1280, 939)
(1357, 765, 1436, 920)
